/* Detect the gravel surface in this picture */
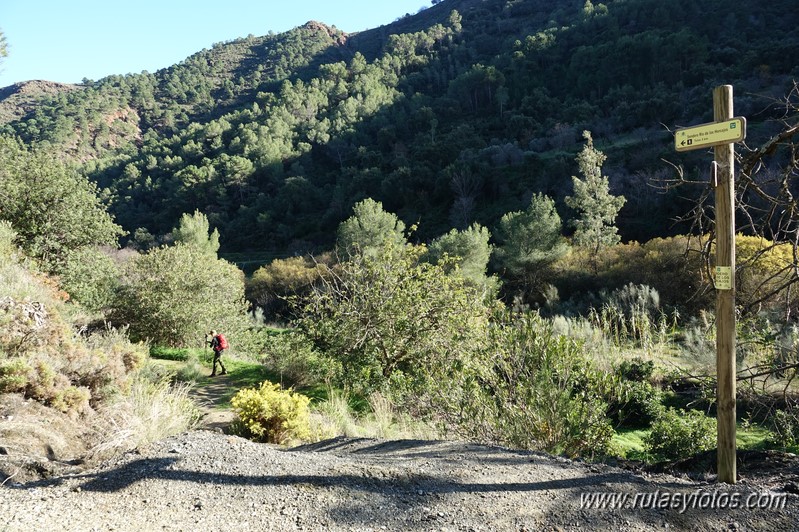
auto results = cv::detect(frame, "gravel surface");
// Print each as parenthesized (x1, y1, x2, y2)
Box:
(1, 429, 797, 531)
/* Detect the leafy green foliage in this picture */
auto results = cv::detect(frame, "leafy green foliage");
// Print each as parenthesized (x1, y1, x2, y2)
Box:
(297, 240, 487, 399)
(426, 222, 497, 296)
(494, 193, 569, 303)
(246, 254, 330, 319)
(616, 356, 656, 382)
(434, 311, 614, 457)
(336, 198, 407, 257)
(258, 330, 339, 389)
(0, 136, 123, 272)
(110, 243, 249, 348)
(172, 210, 220, 256)
(230, 381, 311, 444)
(599, 373, 664, 429)
(645, 408, 717, 460)
(771, 408, 799, 448)
(59, 246, 120, 311)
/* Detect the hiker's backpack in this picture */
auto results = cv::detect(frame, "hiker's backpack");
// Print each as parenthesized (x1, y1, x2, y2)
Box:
(216, 333, 229, 350)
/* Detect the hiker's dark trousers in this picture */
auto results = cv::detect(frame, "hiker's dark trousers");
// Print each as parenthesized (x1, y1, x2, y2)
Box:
(212, 349, 227, 375)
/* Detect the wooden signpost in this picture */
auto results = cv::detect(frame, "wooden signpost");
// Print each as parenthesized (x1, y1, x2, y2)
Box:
(674, 85, 742, 484)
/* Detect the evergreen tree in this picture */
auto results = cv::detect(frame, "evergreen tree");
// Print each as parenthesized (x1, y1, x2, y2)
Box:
(336, 198, 407, 257)
(172, 210, 220, 256)
(428, 223, 497, 296)
(565, 131, 625, 268)
(495, 193, 569, 303)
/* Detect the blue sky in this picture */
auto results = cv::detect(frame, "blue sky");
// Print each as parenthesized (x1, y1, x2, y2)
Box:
(0, 0, 430, 86)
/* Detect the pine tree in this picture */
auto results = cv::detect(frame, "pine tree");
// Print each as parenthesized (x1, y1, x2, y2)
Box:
(172, 210, 220, 256)
(336, 198, 406, 257)
(565, 131, 625, 270)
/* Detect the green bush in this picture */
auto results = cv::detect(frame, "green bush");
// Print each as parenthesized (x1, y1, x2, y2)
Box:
(259, 331, 339, 388)
(110, 242, 249, 348)
(59, 246, 120, 311)
(616, 357, 656, 382)
(230, 381, 311, 444)
(771, 408, 799, 448)
(603, 377, 664, 428)
(298, 241, 487, 399)
(246, 255, 329, 319)
(645, 408, 716, 460)
(0, 358, 31, 393)
(599, 357, 663, 428)
(435, 311, 614, 458)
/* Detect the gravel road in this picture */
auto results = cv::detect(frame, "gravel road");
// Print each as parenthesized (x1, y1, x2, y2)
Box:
(1, 429, 797, 531)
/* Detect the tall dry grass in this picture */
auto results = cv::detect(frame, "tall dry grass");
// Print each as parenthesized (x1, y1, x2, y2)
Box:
(309, 389, 438, 441)
(89, 368, 202, 462)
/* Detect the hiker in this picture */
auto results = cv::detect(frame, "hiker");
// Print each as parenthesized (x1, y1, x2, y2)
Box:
(207, 330, 228, 377)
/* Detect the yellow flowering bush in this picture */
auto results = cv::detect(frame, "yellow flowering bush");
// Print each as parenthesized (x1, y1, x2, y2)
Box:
(230, 381, 311, 444)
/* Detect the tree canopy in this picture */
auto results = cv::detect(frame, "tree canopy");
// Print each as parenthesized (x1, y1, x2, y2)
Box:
(0, 136, 123, 272)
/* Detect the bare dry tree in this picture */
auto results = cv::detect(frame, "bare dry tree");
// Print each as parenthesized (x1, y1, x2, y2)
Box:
(656, 82, 799, 432)
(658, 81, 799, 317)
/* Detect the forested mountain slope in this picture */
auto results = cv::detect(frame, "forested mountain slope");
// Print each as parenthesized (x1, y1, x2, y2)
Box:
(1, 0, 797, 253)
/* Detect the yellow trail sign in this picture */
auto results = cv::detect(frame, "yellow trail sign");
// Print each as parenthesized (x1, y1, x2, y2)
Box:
(674, 117, 746, 152)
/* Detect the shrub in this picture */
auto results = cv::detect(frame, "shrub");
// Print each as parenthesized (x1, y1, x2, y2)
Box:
(0, 136, 124, 273)
(602, 376, 664, 428)
(246, 255, 329, 319)
(645, 408, 716, 460)
(111, 243, 249, 348)
(0, 358, 31, 393)
(82, 323, 148, 376)
(50, 385, 91, 415)
(435, 311, 614, 458)
(616, 357, 656, 382)
(259, 330, 339, 388)
(298, 241, 487, 399)
(771, 408, 799, 448)
(59, 246, 120, 311)
(230, 381, 311, 445)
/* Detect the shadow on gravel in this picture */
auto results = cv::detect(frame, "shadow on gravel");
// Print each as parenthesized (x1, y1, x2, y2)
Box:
(291, 436, 571, 467)
(292, 437, 441, 454)
(61, 457, 645, 495)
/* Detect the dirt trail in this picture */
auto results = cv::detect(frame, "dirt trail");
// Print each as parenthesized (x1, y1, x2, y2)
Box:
(189, 374, 237, 432)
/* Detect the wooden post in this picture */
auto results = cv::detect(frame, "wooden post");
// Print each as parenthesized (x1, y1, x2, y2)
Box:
(713, 85, 737, 484)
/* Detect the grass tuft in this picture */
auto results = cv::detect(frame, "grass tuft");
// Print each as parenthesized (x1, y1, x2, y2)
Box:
(89, 367, 202, 462)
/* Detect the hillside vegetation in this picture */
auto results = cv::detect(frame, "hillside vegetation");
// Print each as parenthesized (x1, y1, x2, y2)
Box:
(1, 0, 797, 252)
(2, 0, 799, 480)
